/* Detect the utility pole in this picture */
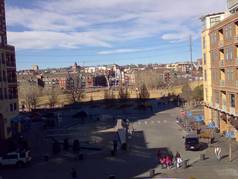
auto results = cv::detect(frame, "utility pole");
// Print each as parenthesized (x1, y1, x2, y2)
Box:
(189, 35, 193, 65)
(189, 35, 193, 74)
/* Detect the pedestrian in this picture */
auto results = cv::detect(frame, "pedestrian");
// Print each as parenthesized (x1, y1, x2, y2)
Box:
(175, 151, 181, 159)
(214, 146, 222, 160)
(165, 155, 170, 168)
(175, 151, 182, 168)
(71, 168, 77, 179)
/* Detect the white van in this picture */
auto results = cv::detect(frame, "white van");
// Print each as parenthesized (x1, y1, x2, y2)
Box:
(0, 150, 32, 167)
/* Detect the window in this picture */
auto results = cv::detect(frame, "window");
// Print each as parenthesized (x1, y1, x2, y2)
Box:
(3, 154, 18, 160)
(10, 104, 13, 112)
(203, 53, 206, 64)
(0, 70, 2, 81)
(210, 32, 218, 45)
(227, 68, 234, 81)
(215, 91, 219, 104)
(210, 51, 218, 61)
(205, 88, 208, 101)
(4, 88, 7, 99)
(224, 24, 233, 40)
(14, 103, 17, 111)
(203, 36, 206, 49)
(210, 16, 221, 27)
(0, 88, 2, 100)
(225, 46, 233, 60)
(20, 153, 26, 158)
(230, 94, 235, 108)
(204, 70, 207, 81)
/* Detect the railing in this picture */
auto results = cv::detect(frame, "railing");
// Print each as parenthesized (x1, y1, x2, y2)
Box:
(222, 104, 227, 111)
(234, 36, 238, 43)
(230, 107, 235, 114)
(220, 80, 225, 87)
(215, 103, 220, 109)
(235, 57, 238, 66)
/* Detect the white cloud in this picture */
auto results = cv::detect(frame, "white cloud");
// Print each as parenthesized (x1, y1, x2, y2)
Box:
(8, 31, 111, 49)
(6, 0, 226, 50)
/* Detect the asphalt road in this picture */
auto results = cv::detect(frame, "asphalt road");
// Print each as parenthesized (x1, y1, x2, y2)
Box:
(0, 107, 209, 179)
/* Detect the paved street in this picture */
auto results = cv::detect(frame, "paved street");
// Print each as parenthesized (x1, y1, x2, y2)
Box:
(1, 106, 238, 179)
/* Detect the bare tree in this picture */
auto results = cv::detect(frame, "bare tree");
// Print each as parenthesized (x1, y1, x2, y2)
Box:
(181, 83, 192, 106)
(18, 81, 42, 111)
(118, 86, 130, 100)
(44, 87, 63, 108)
(104, 89, 115, 100)
(139, 83, 150, 99)
(68, 86, 85, 103)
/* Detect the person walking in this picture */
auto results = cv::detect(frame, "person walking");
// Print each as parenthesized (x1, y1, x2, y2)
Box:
(71, 168, 77, 179)
(175, 151, 182, 168)
(214, 146, 222, 160)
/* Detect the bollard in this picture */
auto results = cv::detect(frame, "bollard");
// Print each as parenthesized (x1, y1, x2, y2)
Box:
(200, 154, 205, 160)
(182, 160, 188, 169)
(149, 169, 155, 177)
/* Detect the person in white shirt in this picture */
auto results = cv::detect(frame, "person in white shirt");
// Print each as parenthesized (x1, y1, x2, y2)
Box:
(214, 146, 222, 160)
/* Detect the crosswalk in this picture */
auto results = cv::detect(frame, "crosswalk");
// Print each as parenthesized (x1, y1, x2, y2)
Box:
(132, 119, 168, 126)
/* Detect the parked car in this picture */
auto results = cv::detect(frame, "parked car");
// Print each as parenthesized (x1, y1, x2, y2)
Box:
(0, 150, 32, 167)
(184, 134, 200, 151)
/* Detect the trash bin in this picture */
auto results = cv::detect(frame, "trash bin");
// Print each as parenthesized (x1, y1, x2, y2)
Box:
(200, 154, 205, 160)
(182, 160, 188, 169)
(149, 169, 155, 177)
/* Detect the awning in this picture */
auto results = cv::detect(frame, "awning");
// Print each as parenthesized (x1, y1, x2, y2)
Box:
(193, 115, 204, 122)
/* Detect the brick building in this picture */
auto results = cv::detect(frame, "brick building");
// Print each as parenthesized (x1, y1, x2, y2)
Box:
(201, 1, 238, 141)
(0, 0, 19, 140)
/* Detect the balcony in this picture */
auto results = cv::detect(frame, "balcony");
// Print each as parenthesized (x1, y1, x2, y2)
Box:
(222, 104, 227, 111)
(215, 103, 220, 109)
(234, 36, 238, 44)
(219, 59, 225, 68)
(220, 80, 225, 87)
(230, 107, 236, 114)
(218, 41, 224, 49)
(235, 57, 238, 67)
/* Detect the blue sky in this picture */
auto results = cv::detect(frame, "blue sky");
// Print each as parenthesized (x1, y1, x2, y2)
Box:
(6, 0, 226, 70)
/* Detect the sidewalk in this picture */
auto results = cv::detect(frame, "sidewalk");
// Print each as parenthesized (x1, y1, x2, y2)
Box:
(161, 134, 238, 179)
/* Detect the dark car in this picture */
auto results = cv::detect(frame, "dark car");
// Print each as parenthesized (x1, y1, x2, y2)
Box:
(184, 134, 200, 151)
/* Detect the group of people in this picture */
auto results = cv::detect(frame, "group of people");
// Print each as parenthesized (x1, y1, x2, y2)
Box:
(158, 151, 183, 169)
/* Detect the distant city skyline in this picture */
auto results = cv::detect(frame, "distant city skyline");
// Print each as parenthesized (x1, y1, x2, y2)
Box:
(6, 0, 226, 70)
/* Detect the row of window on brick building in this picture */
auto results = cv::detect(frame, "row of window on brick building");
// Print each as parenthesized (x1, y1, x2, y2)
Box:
(0, 52, 16, 67)
(204, 88, 236, 109)
(0, 87, 18, 100)
(203, 47, 235, 65)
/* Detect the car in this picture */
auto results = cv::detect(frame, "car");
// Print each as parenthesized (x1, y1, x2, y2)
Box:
(184, 134, 200, 151)
(0, 150, 32, 168)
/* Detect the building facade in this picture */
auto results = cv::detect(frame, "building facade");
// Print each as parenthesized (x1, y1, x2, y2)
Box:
(0, 0, 19, 140)
(202, 10, 238, 141)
